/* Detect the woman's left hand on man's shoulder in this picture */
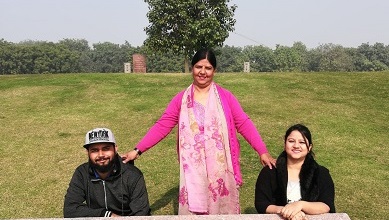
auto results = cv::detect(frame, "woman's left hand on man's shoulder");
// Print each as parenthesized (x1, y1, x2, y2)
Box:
(260, 153, 277, 169)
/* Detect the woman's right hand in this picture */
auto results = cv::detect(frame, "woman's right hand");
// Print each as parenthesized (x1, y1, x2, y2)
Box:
(121, 150, 139, 163)
(280, 201, 305, 220)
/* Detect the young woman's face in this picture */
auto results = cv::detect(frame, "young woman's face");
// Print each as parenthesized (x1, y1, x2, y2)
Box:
(192, 58, 215, 88)
(284, 130, 312, 161)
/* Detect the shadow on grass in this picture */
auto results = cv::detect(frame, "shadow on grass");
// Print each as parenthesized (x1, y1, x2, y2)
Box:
(150, 186, 179, 215)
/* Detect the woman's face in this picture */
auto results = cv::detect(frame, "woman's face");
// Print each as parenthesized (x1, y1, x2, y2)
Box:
(192, 58, 215, 89)
(284, 130, 312, 161)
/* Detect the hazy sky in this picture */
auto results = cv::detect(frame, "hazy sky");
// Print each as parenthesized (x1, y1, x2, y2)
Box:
(1, 0, 388, 49)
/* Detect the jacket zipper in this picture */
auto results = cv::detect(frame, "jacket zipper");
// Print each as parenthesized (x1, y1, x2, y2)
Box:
(102, 180, 108, 210)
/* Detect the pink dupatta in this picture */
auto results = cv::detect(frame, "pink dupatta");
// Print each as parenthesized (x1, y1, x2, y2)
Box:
(178, 83, 239, 215)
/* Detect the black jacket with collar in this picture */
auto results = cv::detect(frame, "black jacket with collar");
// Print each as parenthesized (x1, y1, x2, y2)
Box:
(63, 155, 151, 217)
(255, 151, 335, 214)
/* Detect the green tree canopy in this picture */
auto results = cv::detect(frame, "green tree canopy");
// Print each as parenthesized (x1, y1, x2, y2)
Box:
(143, 0, 237, 72)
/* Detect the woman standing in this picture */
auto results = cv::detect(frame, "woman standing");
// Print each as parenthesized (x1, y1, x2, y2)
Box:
(255, 124, 335, 220)
(122, 48, 275, 215)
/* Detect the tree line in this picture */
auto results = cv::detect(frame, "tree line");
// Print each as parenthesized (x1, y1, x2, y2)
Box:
(0, 38, 388, 74)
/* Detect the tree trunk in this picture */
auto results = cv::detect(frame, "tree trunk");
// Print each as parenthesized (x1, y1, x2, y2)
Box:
(184, 56, 189, 73)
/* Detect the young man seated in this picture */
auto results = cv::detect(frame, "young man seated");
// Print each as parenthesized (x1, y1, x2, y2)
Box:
(64, 128, 151, 217)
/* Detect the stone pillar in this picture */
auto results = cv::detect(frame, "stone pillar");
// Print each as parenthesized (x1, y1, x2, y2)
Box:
(132, 54, 147, 73)
(244, 62, 250, 73)
(124, 62, 131, 73)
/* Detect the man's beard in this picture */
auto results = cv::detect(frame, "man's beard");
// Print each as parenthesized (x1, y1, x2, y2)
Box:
(89, 153, 118, 173)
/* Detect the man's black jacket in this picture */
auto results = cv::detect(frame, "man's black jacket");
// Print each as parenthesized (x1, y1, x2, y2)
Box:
(64, 155, 151, 217)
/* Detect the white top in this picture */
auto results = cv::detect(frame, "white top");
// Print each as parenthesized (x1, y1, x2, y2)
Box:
(287, 180, 301, 203)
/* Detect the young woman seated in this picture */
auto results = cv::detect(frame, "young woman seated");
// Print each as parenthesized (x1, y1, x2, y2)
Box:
(255, 124, 335, 220)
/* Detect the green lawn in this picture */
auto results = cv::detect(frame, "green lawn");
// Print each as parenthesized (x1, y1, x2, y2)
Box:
(0, 72, 388, 219)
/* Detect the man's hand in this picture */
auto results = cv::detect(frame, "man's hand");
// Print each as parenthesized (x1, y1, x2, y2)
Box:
(110, 213, 121, 217)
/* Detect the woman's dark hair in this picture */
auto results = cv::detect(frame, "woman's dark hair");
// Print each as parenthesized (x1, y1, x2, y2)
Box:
(191, 48, 217, 69)
(284, 124, 314, 156)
